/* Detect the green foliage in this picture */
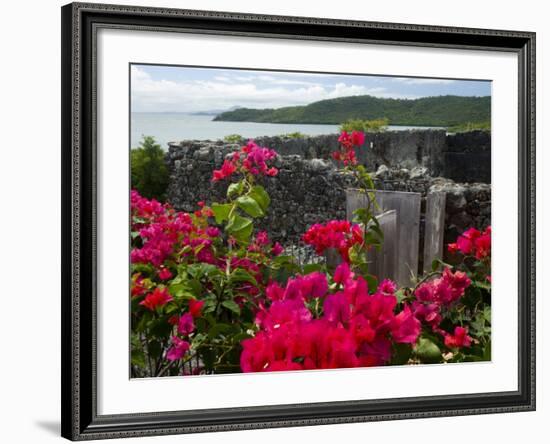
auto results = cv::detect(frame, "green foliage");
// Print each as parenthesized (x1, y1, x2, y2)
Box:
(213, 95, 491, 127)
(223, 134, 244, 144)
(340, 118, 389, 133)
(447, 120, 491, 133)
(281, 131, 306, 139)
(131, 136, 169, 201)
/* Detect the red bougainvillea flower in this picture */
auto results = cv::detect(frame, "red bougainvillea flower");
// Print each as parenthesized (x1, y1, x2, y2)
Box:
(302, 219, 364, 262)
(158, 267, 172, 280)
(166, 336, 190, 361)
(474, 226, 491, 259)
(212, 159, 237, 182)
(449, 226, 491, 259)
(444, 326, 472, 348)
(178, 313, 195, 336)
(139, 287, 173, 311)
(332, 131, 365, 166)
(131, 274, 147, 298)
(189, 299, 204, 318)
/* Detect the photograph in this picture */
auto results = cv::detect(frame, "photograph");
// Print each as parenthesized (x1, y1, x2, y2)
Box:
(129, 65, 492, 378)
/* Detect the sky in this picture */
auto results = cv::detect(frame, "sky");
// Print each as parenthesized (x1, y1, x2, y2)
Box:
(131, 64, 491, 113)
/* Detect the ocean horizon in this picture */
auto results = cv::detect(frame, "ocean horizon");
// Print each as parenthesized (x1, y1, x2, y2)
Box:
(130, 113, 445, 150)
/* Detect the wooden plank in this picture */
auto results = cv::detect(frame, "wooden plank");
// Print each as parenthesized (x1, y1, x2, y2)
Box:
(423, 191, 446, 273)
(368, 210, 397, 282)
(346, 189, 421, 287)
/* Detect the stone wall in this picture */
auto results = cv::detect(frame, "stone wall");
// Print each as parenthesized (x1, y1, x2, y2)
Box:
(166, 141, 491, 255)
(171, 129, 490, 184)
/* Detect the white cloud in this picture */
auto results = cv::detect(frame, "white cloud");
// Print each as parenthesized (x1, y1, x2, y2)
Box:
(130, 66, 418, 112)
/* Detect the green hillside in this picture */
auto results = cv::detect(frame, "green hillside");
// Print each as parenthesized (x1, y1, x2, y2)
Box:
(213, 95, 491, 127)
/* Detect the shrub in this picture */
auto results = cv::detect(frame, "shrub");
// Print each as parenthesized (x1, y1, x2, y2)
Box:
(129, 133, 491, 377)
(281, 131, 306, 139)
(339, 117, 389, 133)
(131, 136, 169, 202)
(447, 120, 491, 133)
(223, 134, 244, 144)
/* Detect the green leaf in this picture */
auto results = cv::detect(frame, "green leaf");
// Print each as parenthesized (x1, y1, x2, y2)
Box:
(302, 263, 325, 274)
(248, 185, 271, 211)
(131, 349, 146, 368)
(221, 300, 241, 315)
(236, 195, 264, 218)
(230, 268, 258, 286)
(416, 337, 442, 363)
(207, 323, 234, 339)
(227, 181, 244, 198)
(226, 215, 253, 242)
(365, 274, 378, 294)
(211, 203, 233, 224)
(391, 343, 412, 365)
(226, 214, 252, 233)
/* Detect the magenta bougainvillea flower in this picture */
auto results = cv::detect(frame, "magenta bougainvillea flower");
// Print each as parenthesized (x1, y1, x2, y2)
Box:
(177, 313, 195, 336)
(241, 272, 420, 372)
(166, 336, 190, 361)
(158, 267, 172, 280)
(211, 141, 278, 181)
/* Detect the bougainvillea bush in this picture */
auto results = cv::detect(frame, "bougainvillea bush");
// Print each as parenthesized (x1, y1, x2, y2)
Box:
(130, 133, 491, 377)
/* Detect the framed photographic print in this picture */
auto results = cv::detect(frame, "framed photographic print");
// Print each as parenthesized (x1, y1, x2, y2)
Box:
(61, 2, 536, 440)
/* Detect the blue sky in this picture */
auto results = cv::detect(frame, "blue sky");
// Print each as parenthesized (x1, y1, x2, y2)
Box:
(131, 64, 491, 113)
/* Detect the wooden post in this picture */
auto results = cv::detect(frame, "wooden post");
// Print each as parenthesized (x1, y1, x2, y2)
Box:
(346, 189, 421, 287)
(423, 191, 446, 272)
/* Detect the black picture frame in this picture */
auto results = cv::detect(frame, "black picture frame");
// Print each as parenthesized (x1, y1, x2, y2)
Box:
(61, 2, 536, 440)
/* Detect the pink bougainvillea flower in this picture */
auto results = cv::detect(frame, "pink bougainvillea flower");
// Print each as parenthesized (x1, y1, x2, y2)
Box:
(301, 272, 328, 299)
(351, 130, 366, 146)
(378, 279, 397, 295)
(390, 305, 421, 344)
(255, 299, 311, 332)
(139, 287, 173, 311)
(411, 301, 441, 327)
(166, 336, 190, 361)
(189, 299, 204, 318)
(444, 326, 472, 348)
(333, 261, 352, 285)
(323, 292, 351, 326)
(158, 267, 172, 280)
(271, 242, 284, 256)
(206, 226, 221, 238)
(266, 281, 285, 302)
(178, 313, 195, 336)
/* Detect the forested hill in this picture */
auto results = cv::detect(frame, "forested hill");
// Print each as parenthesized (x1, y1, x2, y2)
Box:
(213, 95, 491, 127)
